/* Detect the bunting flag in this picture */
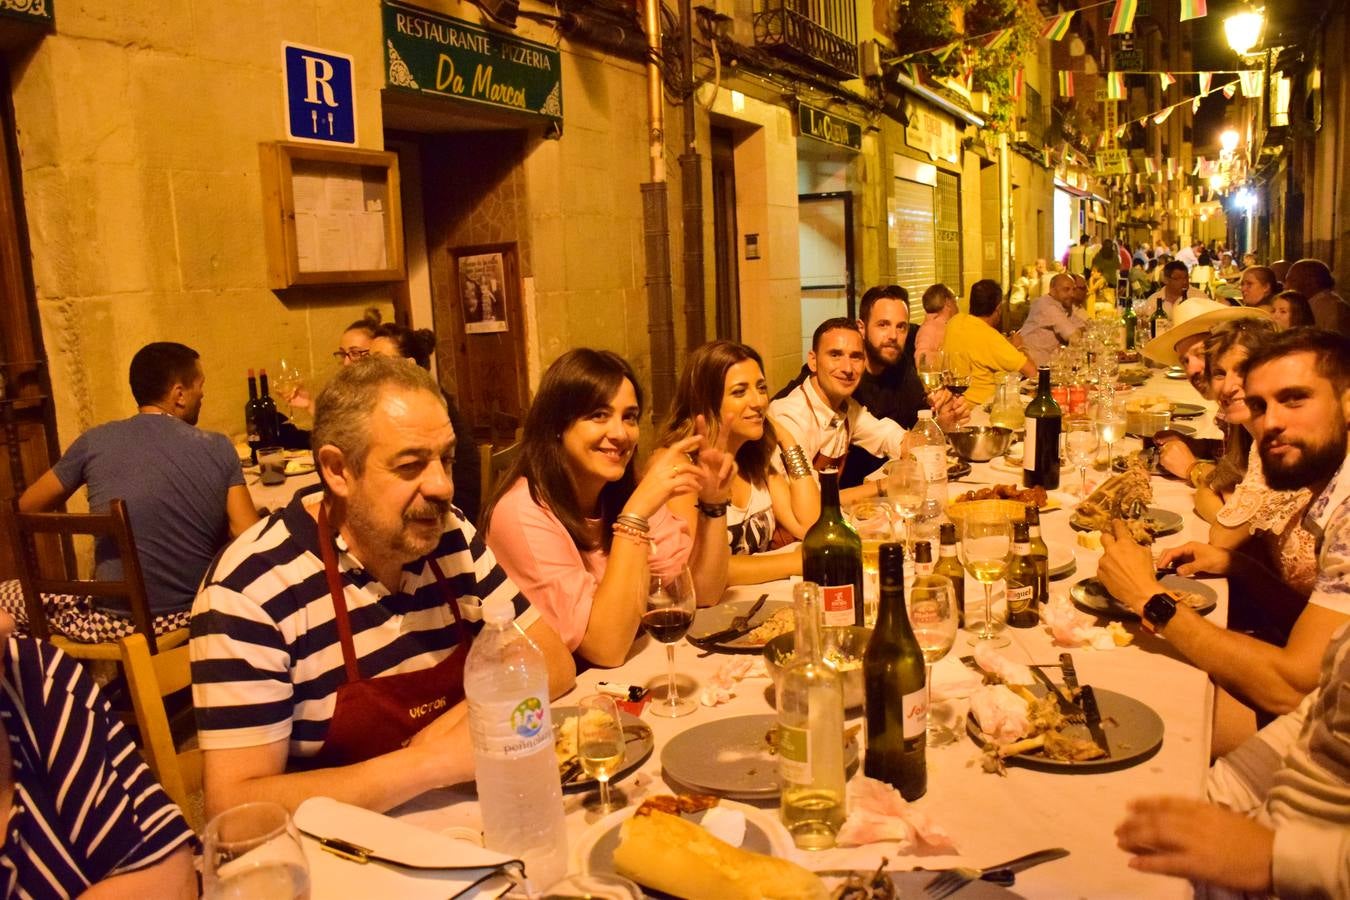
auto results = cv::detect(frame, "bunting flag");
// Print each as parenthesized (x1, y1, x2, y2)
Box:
(1193, 96, 1203, 113)
(1058, 71, 1074, 98)
(1041, 11, 1075, 40)
(1198, 72, 1212, 94)
(1106, 72, 1127, 100)
(905, 62, 920, 83)
(1180, 0, 1207, 21)
(1158, 72, 1176, 90)
(1153, 106, 1172, 124)
(985, 28, 1011, 50)
(1239, 69, 1264, 97)
(1110, 0, 1138, 34)
(1145, 158, 1156, 174)
(1167, 158, 1177, 179)
(1096, 132, 1108, 149)
(1223, 82, 1237, 98)
(935, 43, 958, 63)
(1013, 67, 1025, 100)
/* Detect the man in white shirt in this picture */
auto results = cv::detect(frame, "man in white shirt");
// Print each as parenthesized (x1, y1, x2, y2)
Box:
(1018, 274, 1085, 366)
(1175, 240, 1201, 270)
(1142, 261, 1208, 321)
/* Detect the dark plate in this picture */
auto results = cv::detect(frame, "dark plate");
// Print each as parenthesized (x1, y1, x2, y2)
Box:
(1070, 574, 1217, 620)
(1127, 422, 1195, 438)
(688, 596, 791, 653)
(1116, 370, 1151, 386)
(948, 460, 973, 480)
(967, 686, 1164, 772)
(1112, 453, 1160, 474)
(1171, 402, 1206, 419)
(1070, 506, 1183, 537)
(553, 707, 654, 792)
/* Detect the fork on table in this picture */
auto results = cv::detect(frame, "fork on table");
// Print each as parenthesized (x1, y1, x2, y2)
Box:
(923, 847, 1070, 899)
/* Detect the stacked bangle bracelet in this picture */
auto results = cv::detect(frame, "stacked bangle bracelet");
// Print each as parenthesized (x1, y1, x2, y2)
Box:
(615, 513, 650, 534)
(781, 446, 811, 480)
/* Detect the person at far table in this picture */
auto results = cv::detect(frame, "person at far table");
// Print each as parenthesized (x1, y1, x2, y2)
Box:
(913, 282, 957, 357)
(0, 609, 196, 897)
(1283, 258, 1350, 337)
(190, 357, 576, 819)
(1019, 273, 1085, 366)
(482, 349, 734, 668)
(1097, 329, 1350, 750)
(1142, 260, 1208, 321)
(659, 341, 818, 585)
(1239, 266, 1281, 308)
(1270, 291, 1315, 331)
(941, 279, 1036, 405)
(14, 342, 258, 641)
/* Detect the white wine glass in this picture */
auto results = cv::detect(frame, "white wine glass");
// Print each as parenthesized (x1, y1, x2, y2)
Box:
(203, 802, 311, 900)
(1065, 416, 1100, 502)
(576, 693, 628, 815)
(958, 513, 1011, 648)
(845, 500, 894, 628)
(916, 349, 946, 396)
(274, 358, 310, 428)
(907, 576, 958, 746)
(885, 457, 927, 552)
(1095, 389, 1126, 467)
(645, 568, 697, 718)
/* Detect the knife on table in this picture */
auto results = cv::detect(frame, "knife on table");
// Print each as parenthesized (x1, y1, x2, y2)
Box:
(689, 593, 769, 646)
(1060, 652, 1109, 756)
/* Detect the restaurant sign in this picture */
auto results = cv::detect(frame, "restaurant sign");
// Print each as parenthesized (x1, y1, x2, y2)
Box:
(382, 1, 562, 121)
(797, 103, 862, 151)
(0, 0, 53, 26)
(905, 99, 960, 164)
(1095, 149, 1128, 175)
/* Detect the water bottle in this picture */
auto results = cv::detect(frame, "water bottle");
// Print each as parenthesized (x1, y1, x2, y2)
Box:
(908, 410, 948, 543)
(465, 596, 568, 890)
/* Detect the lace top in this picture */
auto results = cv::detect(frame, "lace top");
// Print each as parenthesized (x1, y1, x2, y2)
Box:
(1218, 445, 1318, 596)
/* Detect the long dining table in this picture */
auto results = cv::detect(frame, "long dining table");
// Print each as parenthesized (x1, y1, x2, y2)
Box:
(365, 368, 1226, 898)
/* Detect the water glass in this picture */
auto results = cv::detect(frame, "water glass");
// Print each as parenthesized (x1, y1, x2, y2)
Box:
(907, 577, 958, 746)
(203, 802, 310, 900)
(884, 457, 927, 551)
(1064, 417, 1100, 501)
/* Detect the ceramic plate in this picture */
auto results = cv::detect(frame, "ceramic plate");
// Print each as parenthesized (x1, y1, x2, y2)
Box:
(1048, 542, 1076, 580)
(1070, 574, 1217, 620)
(1070, 506, 1183, 537)
(1165, 368, 1188, 380)
(948, 461, 973, 480)
(554, 707, 654, 792)
(1116, 369, 1151, 387)
(688, 596, 791, 653)
(1127, 422, 1195, 438)
(967, 686, 1165, 772)
(1170, 402, 1206, 419)
(661, 714, 859, 799)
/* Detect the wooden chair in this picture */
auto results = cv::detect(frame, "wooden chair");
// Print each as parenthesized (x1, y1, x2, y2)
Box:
(1190, 265, 1215, 297)
(8, 498, 186, 659)
(119, 632, 204, 831)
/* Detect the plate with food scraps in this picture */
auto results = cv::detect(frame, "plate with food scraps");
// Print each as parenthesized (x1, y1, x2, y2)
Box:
(1070, 506, 1183, 537)
(967, 685, 1164, 772)
(1127, 422, 1195, 438)
(688, 596, 793, 653)
(1070, 574, 1217, 620)
(661, 714, 859, 799)
(1170, 402, 1206, 419)
(1116, 367, 1152, 387)
(553, 706, 654, 793)
(950, 485, 1063, 512)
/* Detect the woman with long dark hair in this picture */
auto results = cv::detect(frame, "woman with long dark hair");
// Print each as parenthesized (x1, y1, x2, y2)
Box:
(481, 349, 733, 666)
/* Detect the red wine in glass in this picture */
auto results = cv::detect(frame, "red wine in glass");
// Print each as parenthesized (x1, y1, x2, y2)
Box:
(642, 608, 693, 643)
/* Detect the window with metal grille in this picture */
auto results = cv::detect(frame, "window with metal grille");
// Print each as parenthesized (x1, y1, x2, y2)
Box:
(892, 177, 936, 321)
(935, 171, 962, 299)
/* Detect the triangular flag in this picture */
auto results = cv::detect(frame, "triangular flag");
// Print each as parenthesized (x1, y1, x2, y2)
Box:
(1193, 96, 1202, 113)
(1239, 69, 1264, 97)
(985, 29, 1011, 51)
(905, 63, 920, 83)
(1153, 106, 1173, 124)
(1198, 72, 1212, 94)
(1223, 81, 1237, 98)
(1158, 73, 1176, 90)
(936, 43, 958, 63)
(1058, 71, 1074, 98)
(1110, 0, 1138, 34)
(1014, 67, 1025, 100)
(1145, 158, 1156, 174)
(1041, 11, 1075, 40)
(1180, 0, 1208, 21)
(1106, 72, 1126, 100)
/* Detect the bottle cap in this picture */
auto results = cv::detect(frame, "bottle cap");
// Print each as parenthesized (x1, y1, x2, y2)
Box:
(940, 521, 957, 543)
(913, 541, 933, 563)
(482, 595, 515, 627)
(917, 409, 933, 419)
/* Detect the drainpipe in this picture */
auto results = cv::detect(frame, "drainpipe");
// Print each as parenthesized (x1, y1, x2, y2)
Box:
(678, 0, 706, 350)
(642, 0, 676, 421)
(998, 132, 1012, 330)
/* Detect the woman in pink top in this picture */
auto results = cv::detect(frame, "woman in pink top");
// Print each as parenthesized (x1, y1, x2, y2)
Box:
(481, 349, 734, 666)
(914, 283, 957, 356)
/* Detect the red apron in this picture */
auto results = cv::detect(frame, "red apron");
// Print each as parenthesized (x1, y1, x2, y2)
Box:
(308, 505, 472, 768)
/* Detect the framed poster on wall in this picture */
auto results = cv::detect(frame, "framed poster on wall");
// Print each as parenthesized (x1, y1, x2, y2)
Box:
(452, 244, 516, 334)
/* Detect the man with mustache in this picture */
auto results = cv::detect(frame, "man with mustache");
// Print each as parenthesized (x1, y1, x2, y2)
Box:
(1018, 273, 1084, 366)
(1098, 329, 1350, 730)
(190, 357, 575, 818)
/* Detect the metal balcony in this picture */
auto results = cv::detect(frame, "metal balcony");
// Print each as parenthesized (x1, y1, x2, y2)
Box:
(752, 0, 859, 80)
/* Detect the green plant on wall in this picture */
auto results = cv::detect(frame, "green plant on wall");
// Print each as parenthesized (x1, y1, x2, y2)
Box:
(893, 0, 963, 77)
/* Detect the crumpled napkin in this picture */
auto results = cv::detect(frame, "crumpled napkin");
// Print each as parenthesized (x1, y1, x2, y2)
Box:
(1042, 596, 1132, 649)
(699, 656, 767, 706)
(972, 640, 1035, 685)
(929, 657, 984, 702)
(968, 684, 1032, 744)
(836, 775, 956, 852)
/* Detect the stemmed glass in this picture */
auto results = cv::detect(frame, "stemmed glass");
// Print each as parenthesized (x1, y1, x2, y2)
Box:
(274, 358, 310, 428)
(202, 802, 311, 900)
(575, 693, 628, 816)
(645, 568, 697, 718)
(1094, 389, 1126, 467)
(1065, 416, 1100, 502)
(916, 349, 946, 396)
(908, 576, 958, 746)
(885, 457, 927, 552)
(944, 351, 971, 398)
(958, 513, 1012, 648)
(845, 501, 894, 628)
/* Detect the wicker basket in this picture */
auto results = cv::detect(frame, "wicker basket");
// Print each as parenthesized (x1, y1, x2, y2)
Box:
(944, 498, 1032, 526)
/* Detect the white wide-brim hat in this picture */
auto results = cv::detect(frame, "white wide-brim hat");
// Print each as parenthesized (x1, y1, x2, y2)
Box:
(1142, 299, 1272, 366)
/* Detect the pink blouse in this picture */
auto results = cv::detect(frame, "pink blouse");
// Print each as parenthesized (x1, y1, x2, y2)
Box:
(484, 477, 693, 651)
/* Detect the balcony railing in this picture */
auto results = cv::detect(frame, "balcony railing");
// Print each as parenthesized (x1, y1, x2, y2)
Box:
(752, 0, 859, 80)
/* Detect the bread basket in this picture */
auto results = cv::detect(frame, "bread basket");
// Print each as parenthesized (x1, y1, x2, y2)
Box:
(944, 498, 1031, 527)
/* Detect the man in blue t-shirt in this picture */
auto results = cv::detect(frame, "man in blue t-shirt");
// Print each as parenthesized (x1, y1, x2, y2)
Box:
(16, 342, 258, 638)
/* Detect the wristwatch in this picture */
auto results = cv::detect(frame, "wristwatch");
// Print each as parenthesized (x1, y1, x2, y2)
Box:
(1142, 592, 1178, 633)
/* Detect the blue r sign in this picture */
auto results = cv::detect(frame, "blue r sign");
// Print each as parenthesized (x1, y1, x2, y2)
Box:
(283, 44, 356, 144)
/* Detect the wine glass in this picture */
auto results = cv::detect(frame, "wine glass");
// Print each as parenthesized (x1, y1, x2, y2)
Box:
(944, 351, 972, 398)
(916, 349, 946, 396)
(908, 576, 958, 746)
(274, 358, 310, 427)
(884, 457, 927, 552)
(1095, 390, 1127, 467)
(1065, 416, 1100, 502)
(958, 513, 1011, 648)
(203, 802, 311, 900)
(645, 568, 697, 718)
(845, 501, 894, 628)
(575, 693, 628, 816)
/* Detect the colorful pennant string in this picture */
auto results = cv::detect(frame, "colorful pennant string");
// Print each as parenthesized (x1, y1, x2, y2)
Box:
(1041, 11, 1075, 40)
(1158, 73, 1176, 90)
(1106, 72, 1126, 100)
(1110, 0, 1138, 35)
(1179, 0, 1207, 21)
(1238, 69, 1264, 97)
(1058, 71, 1074, 98)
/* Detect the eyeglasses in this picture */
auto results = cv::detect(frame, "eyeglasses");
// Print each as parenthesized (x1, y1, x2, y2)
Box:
(332, 348, 371, 362)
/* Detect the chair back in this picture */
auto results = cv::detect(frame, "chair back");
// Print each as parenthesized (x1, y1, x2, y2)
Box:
(9, 498, 158, 653)
(119, 632, 204, 831)
(489, 442, 522, 498)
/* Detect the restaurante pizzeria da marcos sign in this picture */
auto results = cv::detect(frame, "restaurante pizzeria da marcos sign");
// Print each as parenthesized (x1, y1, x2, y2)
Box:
(383, 1, 562, 121)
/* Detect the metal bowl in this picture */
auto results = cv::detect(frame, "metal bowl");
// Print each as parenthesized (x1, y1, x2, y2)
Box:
(763, 625, 870, 709)
(946, 425, 1014, 462)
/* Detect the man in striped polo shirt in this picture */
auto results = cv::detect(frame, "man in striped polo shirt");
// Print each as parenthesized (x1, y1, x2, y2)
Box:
(190, 357, 575, 818)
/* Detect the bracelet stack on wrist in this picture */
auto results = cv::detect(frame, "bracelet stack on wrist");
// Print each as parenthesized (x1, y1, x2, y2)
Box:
(612, 514, 653, 549)
(780, 446, 811, 480)
(696, 499, 729, 518)
(615, 512, 650, 533)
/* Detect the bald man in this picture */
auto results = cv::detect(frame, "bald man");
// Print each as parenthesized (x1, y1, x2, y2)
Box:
(1284, 259, 1350, 336)
(1018, 273, 1085, 366)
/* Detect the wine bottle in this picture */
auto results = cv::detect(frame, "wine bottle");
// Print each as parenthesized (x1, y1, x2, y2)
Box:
(1005, 522, 1039, 628)
(934, 522, 966, 627)
(1023, 366, 1062, 490)
(1024, 505, 1050, 611)
(1121, 295, 1137, 350)
(802, 471, 865, 628)
(257, 368, 281, 444)
(1150, 299, 1168, 339)
(777, 583, 846, 850)
(244, 369, 261, 465)
(863, 543, 927, 800)
(912, 540, 935, 580)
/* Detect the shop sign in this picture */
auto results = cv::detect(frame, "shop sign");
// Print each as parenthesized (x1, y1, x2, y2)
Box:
(382, 1, 562, 121)
(904, 99, 959, 163)
(1095, 149, 1128, 174)
(0, 0, 52, 25)
(1114, 50, 1143, 71)
(797, 103, 861, 151)
(284, 44, 357, 145)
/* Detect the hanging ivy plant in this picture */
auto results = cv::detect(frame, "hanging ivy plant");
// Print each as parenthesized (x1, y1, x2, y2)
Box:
(893, 0, 964, 77)
(965, 0, 1041, 130)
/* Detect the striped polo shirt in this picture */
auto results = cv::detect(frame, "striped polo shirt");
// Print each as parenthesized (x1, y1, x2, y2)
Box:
(190, 487, 535, 760)
(0, 638, 193, 895)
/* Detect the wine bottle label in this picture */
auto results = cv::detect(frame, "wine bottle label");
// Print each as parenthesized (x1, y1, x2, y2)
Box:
(911, 446, 945, 483)
(778, 724, 811, 784)
(902, 688, 927, 740)
(1006, 584, 1035, 614)
(820, 585, 856, 627)
(467, 695, 553, 761)
(1022, 419, 1038, 472)
(939, 545, 957, 557)
(914, 562, 934, 578)
(1012, 542, 1030, 554)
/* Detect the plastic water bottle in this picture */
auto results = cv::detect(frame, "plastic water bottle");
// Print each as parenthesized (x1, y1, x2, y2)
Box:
(464, 595, 567, 890)
(908, 410, 949, 547)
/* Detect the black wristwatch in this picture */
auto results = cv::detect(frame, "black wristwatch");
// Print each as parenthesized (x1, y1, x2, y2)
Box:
(1142, 592, 1178, 633)
(696, 499, 729, 518)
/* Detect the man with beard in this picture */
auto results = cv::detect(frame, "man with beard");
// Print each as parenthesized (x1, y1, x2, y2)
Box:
(1019, 273, 1084, 366)
(14, 342, 258, 640)
(190, 356, 575, 818)
(1098, 329, 1350, 728)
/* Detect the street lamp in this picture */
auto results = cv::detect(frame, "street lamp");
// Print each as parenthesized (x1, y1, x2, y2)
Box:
(1220, 129, 1240, 153)
(1224, 8, 1265, 56)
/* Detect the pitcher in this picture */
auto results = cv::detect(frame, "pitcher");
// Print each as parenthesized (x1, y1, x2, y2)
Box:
(989, 374, 1025, 431)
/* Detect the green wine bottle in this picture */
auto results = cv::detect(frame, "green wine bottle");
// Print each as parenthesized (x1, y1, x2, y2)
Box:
(934, 522, 966, 627)
(1121, 295, 1137, 350)
(1024, 505, 1050, 612)
(802, 471, 865, 628)
(1023, 366, 1062, 490)
(863, 543, 927, 800)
